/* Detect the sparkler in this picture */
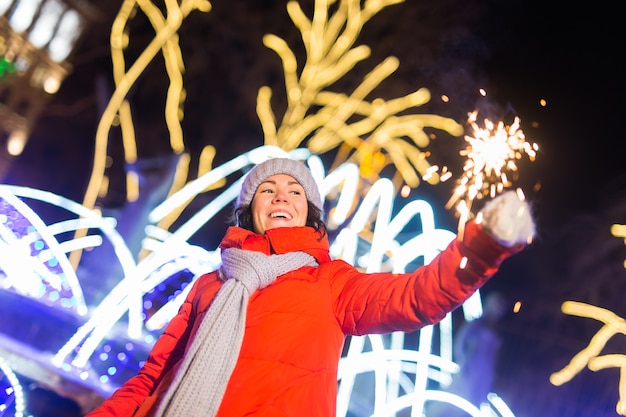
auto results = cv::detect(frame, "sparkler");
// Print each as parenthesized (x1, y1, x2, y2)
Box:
(445, 110, 538, 237)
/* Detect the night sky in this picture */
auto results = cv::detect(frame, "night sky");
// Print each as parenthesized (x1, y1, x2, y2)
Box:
(3, 1, 626, 415)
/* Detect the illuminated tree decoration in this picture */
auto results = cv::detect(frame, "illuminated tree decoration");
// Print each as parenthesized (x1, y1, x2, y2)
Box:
(73, 0, 212, 268)
(257, 0, 464, 189)
(81, 0, 212, 214)
(548, 224, 626, 416)
(550, 301, 626, 416)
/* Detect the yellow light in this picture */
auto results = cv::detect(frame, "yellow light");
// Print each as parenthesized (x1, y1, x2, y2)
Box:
(126, 171, 139, 202)
(257, 0, 463, 189)
(98, 175, 109, 198)
(550, 301, 626, 415)
(611, 224, 626, 268)
(43, 73, 62, 93)
(6, 129, 27, 156)
(77, 0, 212, 269)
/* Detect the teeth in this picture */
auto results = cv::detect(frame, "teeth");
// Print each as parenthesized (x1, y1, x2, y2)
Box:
(270, 212, 291, 219)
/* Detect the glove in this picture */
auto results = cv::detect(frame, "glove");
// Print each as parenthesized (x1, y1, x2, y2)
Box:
(477, 190, 535, 247)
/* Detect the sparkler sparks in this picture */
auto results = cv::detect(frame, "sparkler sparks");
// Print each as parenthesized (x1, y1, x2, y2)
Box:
(446, 110, 538, 235)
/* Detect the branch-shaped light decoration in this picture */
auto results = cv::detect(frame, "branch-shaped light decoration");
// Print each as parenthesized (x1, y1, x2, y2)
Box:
(445, 110, 538, 235)
(550, 301, 626, 416)
(71, 0, 212, 268)
(83, 0, 211, 211)
(611, 223, 626, 268)
(257, 0, 464, 189)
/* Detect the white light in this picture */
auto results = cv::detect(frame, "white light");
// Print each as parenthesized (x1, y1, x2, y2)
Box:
(0, 184, 138, 318)
(321, 163, 360, 227)
(48, 9, 82, 62)
(0, 357, 25, 417)
(27, 0, 64, 48)
(0, 0, 13, 15)
(8, 0, 44, 32)
(0, 188, 87, 305)
(487, 392, 516, 417)
(463, 291, 485, 322)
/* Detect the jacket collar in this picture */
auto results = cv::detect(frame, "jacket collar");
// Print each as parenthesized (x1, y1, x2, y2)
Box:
(220, 226, 331, 264)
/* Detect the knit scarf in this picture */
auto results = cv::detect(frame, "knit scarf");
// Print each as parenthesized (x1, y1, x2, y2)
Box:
(154, 247, 318, 416)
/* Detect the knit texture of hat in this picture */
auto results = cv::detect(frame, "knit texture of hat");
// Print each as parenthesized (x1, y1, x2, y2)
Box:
(236, 158, 323, 211)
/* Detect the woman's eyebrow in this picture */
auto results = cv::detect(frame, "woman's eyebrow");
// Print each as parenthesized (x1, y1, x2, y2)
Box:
(259, 179, 302, 186)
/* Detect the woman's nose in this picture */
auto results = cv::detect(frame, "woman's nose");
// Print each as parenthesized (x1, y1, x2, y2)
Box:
(273, 190, 288, 202)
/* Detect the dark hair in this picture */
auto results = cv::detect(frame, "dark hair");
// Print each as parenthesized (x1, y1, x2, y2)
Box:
(232, 200, 327, 238)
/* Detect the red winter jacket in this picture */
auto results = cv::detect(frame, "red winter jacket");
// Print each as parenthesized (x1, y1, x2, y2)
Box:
(87, 222, 521, 416)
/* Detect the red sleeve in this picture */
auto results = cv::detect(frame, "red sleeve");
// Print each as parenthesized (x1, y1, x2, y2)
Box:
(330, 220, 523, 335)
(85, 280, 202, 416)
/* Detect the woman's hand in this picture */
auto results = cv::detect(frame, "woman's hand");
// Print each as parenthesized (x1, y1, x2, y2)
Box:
(477, 190, 535, 248)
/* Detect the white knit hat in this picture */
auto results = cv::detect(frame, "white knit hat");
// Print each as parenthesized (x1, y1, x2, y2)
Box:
(236, 158, 322, 211)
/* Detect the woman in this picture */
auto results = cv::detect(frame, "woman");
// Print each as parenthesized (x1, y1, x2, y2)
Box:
(87, 157, 535, 416)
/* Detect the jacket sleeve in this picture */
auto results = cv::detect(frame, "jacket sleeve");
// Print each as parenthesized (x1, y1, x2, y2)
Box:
(329, 220, 524, 335)
(85, 278, 202, 416)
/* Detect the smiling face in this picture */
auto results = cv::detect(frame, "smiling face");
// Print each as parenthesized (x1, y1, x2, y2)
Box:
(251, 173, 309, 234)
